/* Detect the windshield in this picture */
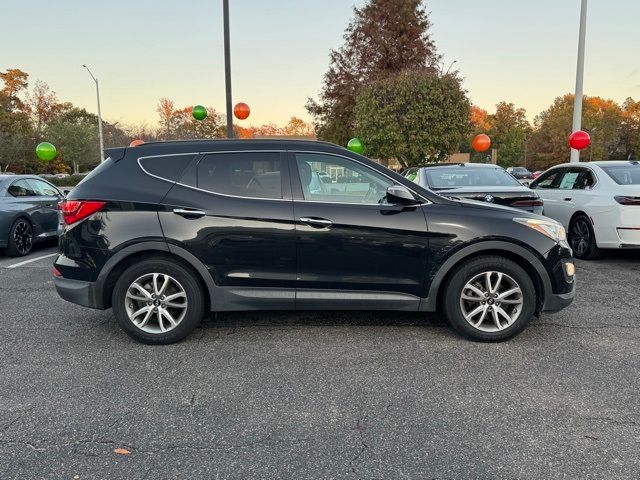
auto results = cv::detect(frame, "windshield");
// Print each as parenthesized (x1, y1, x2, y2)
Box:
(512, 167, 530, 174)
(425, 167, 522, 190)
(601, 164, 640, 185)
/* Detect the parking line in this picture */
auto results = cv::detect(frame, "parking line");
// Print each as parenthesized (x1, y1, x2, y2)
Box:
(6, 253, 57, 269)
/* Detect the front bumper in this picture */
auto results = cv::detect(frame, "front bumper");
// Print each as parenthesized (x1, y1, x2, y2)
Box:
(54, 276, 106, 310)
(542, 278, 576, 312)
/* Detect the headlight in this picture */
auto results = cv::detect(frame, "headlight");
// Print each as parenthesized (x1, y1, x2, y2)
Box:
(514, 218, 567, 242)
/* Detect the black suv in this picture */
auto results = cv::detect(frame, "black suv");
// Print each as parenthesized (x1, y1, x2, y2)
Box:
(53, 139, 575, 344)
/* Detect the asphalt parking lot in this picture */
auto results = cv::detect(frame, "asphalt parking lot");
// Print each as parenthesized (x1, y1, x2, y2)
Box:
(0, 245, 639, 479)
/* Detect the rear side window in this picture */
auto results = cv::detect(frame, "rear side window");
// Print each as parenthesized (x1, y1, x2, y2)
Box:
(8, 179, 36, 197)
(601, 165, 640, 185)
(139, 154, 195, 182)
(197, 152, 282, 199)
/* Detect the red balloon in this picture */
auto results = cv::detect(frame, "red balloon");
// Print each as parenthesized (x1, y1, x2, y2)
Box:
(129, 139, 145, 147)
(234, 102, 250, 120)
(568, 130, 591, 150)
(472, 134, 491, 152)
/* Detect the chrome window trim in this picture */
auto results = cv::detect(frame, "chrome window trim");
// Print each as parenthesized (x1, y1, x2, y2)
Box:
(136, 149, 431, 206)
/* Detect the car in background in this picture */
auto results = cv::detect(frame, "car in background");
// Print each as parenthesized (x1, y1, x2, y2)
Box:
(53, 139, 574, 344)
(507, 167, 535, 186)
(404, 163, 543, 215)
(0, 175, 63, 256)
(530, 161, 640, 259)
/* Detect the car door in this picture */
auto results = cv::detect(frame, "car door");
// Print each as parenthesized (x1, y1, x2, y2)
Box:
(530, 167, 566, 221)
(289, 151, 430, 309)
(26, 178, 63, 235)
(159, 150, 297, 309)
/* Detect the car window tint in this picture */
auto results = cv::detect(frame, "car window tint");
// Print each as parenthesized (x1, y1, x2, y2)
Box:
(139, 154, 195, 182)
(531, 169, 563, 189)
(601, 165, 640, 185)
(197, 152, 282, 199)
(295, 153, 392, 204)
(7, 179, 36, 197)
(28, 179, 60, 197)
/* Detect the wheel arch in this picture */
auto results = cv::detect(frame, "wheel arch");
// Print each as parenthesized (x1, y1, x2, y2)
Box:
(95, 242, 215, 310)
(421, 240, 551, 315)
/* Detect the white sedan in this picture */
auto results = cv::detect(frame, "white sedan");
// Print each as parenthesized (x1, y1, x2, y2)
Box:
(530, 161, 640, 260)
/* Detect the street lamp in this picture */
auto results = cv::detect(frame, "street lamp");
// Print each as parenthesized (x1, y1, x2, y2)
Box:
(570, 0, 588, 163)
(223, 0, 233, 138)
(82, 65, 105, 162)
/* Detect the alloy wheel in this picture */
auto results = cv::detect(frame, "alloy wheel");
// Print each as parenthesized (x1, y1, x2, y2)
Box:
(570, 219, 590, 257)
(459, 271, 524, 332)
(124, 273, 188, 334)
(13, 220, 33, 255)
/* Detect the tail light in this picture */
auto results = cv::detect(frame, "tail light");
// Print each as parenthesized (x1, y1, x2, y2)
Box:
(59, 200, 106, 225)
(614, 196, 640, 205)
(511, 199, 544, 208)
(52, 266, 62, 277)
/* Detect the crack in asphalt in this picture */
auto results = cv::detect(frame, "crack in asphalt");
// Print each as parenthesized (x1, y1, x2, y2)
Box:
(585, 417, 640, 428)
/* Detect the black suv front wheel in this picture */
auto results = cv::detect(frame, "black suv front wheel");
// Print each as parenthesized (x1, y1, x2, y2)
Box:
(443, 256, 536, 342)
(112, 258, 205, 344)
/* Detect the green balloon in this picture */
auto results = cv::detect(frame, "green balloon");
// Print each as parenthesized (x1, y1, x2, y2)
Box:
(347, 138, 364, 154)
(192, 105, 208, 121)
(36, 142, 57, 161)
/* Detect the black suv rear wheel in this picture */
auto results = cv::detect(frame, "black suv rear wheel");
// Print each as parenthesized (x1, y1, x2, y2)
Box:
(112, 258, 205, 344)
(443, 255, 536, 342)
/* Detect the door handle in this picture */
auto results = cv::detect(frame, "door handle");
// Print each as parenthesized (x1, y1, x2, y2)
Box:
(299, 217, 332, 228)
(563, 198, 572, 202)
(173, 208, 206, 218)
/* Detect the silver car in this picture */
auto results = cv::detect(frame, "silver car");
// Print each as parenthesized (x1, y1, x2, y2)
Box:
(0, 175, 63, 256)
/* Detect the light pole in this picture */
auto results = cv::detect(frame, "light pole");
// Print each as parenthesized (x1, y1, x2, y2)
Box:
(570, 0, 588, 163)
(223, 0, 234, 138)
(82, 65, 105, 162)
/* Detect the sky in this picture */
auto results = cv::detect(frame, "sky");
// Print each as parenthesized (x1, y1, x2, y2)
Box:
(2, 0, 640, 128)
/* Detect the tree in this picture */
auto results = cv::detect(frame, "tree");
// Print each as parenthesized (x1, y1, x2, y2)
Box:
(0, 69, 33, 173)
(528, 94, 625, 169)
(156, 98, 178, 138)
(621, 97, 640, 160)
(45, 108, 100, 173)
(354, 70, 470, 167)
(281, 117, 315, 137)
(486, 102, 531, 168)
(307, 0, 440, 146)
(0, 68, 29, 111)
(25, 81, 71, 136)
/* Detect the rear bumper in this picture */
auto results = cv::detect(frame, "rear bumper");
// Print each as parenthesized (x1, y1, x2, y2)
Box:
(542, 279, 576, 312)
(53, 276, 106, 310)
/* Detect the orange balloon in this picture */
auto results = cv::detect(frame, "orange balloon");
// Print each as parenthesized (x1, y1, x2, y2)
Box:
(129, 139, 145, 147)
(234, 102, 250, 120)
(472, 134, 491, 152)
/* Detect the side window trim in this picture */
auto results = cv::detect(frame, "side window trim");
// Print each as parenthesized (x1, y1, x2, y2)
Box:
(287, 150, 430, 205)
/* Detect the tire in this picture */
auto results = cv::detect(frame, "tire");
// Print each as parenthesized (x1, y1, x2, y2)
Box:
(569, 214, 602, 260)
(5, 218, 33, 257)
(443, 255, 536, 342)
(112, 258, 205, 344)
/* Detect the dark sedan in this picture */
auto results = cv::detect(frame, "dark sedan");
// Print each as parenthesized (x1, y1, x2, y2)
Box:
(404, 163, 543, 215)
(0, 175, 63, 256)
(506, 166, 535, 185)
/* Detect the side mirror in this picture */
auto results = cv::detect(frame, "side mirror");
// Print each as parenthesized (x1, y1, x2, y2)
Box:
(386, 185, 420, 205)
